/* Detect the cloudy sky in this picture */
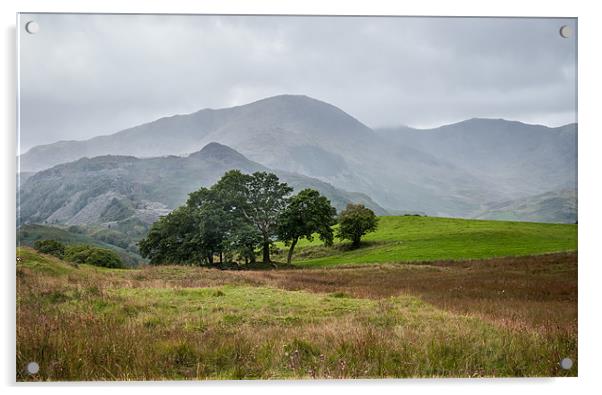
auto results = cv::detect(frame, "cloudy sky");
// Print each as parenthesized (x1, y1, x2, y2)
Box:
(18, 14, 577, 152)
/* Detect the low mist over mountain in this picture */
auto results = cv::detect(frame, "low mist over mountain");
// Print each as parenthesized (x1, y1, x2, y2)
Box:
(19, 142, 386, 229)
(376, 119, 577, 199)
(474, 189, 577, 224)
(20, 95, 372, 172)
(19, 95, 576, 223)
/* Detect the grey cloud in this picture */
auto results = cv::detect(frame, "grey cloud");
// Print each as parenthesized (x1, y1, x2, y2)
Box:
(18, 14, 577, 152)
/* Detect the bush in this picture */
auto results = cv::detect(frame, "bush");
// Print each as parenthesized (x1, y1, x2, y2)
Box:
(85, 249, 123, 268)
(64, 244, 94, 264)
(33, 239, 65, 258)
(64, 244, 124, 268)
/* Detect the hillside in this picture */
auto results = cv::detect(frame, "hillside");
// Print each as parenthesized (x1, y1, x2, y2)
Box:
(275, 216, 577, 267)
(17, 224, 143, 266)
(18, 142, 386, 242)
(19, 94, 576, 220)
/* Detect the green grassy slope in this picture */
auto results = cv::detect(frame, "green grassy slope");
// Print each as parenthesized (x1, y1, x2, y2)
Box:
(278, 216, 577, 267)
(17, 246, 78, 276)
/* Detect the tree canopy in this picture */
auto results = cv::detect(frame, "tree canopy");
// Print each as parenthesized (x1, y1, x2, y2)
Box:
(278, 189, 337, 264)
(138, 206, 203, 265)
(336, 203, 378, 248)
(237, 171, 293, 263)
(139, 170, 313, 266)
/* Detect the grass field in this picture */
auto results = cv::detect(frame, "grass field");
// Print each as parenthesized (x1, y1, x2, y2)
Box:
(274, 216, 577, 267)
(17, 242, 577, 380)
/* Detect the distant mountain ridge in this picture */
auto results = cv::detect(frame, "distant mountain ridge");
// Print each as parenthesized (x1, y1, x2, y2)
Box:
(19, 95, 577, 222)
(474, 189, 577, 223)
(376, 118, 577, 199)
(20, 95, 373, 172)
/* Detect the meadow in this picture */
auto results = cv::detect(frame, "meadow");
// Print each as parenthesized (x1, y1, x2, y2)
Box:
(274, 216, 577, 267)
(16, 215, 578, 380)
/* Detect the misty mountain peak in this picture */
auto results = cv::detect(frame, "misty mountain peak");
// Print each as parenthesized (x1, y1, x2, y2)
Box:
(456, 117, 547, 129)
(232, 94, 374, 136)
(188, 142, 249, 162)
(19, 95, 376, 172)
(246, 94, 331, 108)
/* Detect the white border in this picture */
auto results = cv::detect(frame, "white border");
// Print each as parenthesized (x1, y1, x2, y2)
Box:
(2, 1, 600, 394)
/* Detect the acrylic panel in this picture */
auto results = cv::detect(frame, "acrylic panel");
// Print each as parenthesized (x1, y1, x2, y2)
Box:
(16, 13, 577, 381)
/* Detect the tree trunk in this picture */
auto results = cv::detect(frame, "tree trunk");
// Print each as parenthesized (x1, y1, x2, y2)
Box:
(219, 252, 223, 264)
(262, 241, 270, 263)
(207, 253, 214, 265)
(287, 238, 298, 264)
(352, 236, 361, 249)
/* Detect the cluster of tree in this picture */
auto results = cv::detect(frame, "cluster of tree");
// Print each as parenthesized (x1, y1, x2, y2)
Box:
(32, 239, 124, 268)
(139, 170, 378, 266)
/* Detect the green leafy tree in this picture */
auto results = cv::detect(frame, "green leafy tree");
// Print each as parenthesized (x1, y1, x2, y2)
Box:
(189, 180, 258, 265)
(336, 203, 378, 248)
(220, 171, 292, 263)
(247, 172, 293, 263)
(189, 188, 232, 264)
(139, 206, 204, 265)
(139, 170, 291, 265)
(278, 189, 337, 264)
(224, 223, 262, 264)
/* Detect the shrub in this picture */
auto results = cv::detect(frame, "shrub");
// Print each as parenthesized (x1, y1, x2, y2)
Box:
(64, 244, 124, 268)
(33, 239, 65, 259)
(85, 249, 123, 268)
(64, 244, 94, 264)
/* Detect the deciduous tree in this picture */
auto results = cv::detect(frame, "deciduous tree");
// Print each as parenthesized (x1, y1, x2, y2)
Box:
(336, 203, 378, 248)
(278, 189, 336, 264)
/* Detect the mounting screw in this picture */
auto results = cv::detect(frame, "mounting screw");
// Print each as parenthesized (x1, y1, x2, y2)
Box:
(560, 357, 573, 370)
(26, 361, 39, 375)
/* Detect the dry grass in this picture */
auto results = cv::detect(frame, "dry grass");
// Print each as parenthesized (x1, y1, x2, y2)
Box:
(232, 252, 577, 332)
(16, 248, 577, 380)
(119, 252, 577, 333)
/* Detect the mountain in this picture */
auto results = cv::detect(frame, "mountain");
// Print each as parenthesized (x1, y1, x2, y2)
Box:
(18, 142, 387, 230)
(376, 119, 577, 199)
(19, 95, 577, 221)
(19, 95, 505, 217)
(20, 95, 373, 173)
(474, 189, 577, 223)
